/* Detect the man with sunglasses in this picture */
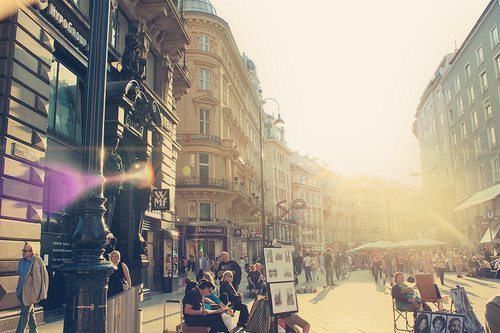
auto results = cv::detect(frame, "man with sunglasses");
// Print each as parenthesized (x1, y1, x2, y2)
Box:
(16, 243, 48, 333)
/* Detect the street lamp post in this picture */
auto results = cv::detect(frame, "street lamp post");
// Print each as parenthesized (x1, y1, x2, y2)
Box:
(258, 97, 280, 247)
(61, 1, 114, 332)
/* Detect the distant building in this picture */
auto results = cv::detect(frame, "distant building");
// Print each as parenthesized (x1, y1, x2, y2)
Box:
(414, 0, 500, 245)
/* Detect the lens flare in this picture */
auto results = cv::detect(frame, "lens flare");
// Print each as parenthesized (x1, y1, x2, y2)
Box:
(124, 162, 154, 188)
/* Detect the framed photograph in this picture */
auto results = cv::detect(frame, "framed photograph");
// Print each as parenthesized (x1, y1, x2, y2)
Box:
(268, 281, 298, 316)
(263, 246, 295, 283)
(450, 287, 484, 333)
(430, 313, 447, 333)
(446, 315, 465, 333)
(414, 311, 431, 333)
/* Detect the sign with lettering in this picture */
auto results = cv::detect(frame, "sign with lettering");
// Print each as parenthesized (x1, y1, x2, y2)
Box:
(40, 1, 88, 49)
(233, 228, 242, 238)
(40, 232, 72, 271)
(186, 225, 225, 236)
(151, 189, 170, 210)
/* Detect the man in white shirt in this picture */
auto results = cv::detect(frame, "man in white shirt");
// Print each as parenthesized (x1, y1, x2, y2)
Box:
(302, 253, 312, 283)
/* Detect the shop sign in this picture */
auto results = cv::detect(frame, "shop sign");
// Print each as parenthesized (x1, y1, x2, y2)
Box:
(291, 199, 306, 210)
(233, 228, 242, 238)
(241, 217, 260, 225)
(186, 225, 225, 235)
(151, 189, 170, 210)
(475, 215, 492, 227)
(40, 233, 72, 271)
(39, 1, 88, 49)
(11, 142, 44, 164)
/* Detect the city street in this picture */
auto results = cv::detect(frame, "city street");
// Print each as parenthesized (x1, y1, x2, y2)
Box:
(295, 270, 498, 333)
(38, 269, 498, 332)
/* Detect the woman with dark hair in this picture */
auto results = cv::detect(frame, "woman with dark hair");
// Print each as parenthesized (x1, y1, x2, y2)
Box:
(415, 314, 430, 333)
(431, 315, 446, 333)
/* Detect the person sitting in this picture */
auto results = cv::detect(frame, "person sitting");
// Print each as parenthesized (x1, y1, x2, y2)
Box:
(201, 271, 235, 331)
(391, 272, 423, 312)
(247, 264, 264, 296)
(494, 260, 500, 279)
(182, 280, 228, 332)
(282, 313, 311, 333)
(478, 258, 492, 278)
(220, 270, 249, 329)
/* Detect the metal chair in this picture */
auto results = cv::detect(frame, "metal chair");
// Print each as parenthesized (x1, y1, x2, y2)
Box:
(392, 298, 413, 333)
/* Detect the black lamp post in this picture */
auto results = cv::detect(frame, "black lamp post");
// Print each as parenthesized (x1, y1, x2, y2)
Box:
(61, 1, 114, 332)
(258, 97, 281, 246)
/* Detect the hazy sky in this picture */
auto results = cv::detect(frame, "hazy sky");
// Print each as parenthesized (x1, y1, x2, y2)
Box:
(210, 0, 490, 185)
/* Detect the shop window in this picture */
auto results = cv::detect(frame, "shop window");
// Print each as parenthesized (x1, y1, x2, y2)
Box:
(145, 51, 156, 91)
(48, 60, 84, 145)
(42, 171, 76, 234)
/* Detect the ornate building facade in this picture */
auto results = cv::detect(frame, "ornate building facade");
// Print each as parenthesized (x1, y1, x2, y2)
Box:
(175, 0, 263, 260)
(0, 0, 190, 327)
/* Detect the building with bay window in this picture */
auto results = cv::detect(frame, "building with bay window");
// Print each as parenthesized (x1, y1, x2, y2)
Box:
(175, 0, 263, 260)
(0, 0, 190, 327)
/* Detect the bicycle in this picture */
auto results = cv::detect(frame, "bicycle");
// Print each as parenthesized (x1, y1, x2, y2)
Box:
(340, 262, 351, 280)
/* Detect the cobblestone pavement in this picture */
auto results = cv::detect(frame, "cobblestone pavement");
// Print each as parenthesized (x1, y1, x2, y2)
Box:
(38, 270, 498, 332)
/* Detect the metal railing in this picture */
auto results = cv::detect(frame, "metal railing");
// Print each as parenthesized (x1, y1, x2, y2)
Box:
(176, 177, 229, 189)
(106, 285, 142, 333)
(176, 134, 222, 145)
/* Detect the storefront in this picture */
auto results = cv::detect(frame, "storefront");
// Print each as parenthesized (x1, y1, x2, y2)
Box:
(180, 225, 227, 260)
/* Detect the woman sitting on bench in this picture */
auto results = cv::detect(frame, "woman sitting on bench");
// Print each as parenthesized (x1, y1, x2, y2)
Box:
(391, 272, 423, 311)
(220, 270, 249, 329)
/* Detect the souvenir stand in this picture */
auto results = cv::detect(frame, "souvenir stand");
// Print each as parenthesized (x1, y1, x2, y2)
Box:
(263, 246, 298, 333)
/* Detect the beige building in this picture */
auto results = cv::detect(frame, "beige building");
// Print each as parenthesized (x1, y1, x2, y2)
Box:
(175, 0, 263, 259)
(263, 113, 294, 246)
(290, 153, 325, 252)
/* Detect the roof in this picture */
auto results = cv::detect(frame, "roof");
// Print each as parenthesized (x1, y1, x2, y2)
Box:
(180, 0, 217, 15)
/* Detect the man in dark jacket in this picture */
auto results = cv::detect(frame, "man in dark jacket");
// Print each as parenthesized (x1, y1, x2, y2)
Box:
(217, 252, 242, 290)
(324, 248, 335, 286)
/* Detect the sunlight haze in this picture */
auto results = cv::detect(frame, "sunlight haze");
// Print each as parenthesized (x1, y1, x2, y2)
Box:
(210, 0, 491, 185)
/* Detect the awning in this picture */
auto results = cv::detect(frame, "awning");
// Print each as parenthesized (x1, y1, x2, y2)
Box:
(479, 223, 500, 244)
(396, 238, 446, 248)
(454, 183, 500, 211)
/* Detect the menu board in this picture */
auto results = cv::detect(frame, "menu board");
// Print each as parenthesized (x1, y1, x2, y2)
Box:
(263, 246, 294, 283)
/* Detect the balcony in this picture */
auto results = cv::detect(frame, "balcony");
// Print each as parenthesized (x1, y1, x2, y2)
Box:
(176, 178, 229, 189)
(177, 134, 222, 145)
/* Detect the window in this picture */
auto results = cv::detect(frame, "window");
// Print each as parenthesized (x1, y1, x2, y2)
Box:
(467, 86, 475, 105)
(199, 203, 212, 221)
(443, 139, 447, 151)
(199, 34, 209, 51)
(464, 63, 471, 80)
(109, 9, 129, 54)
(448, 108, 454, 125)
(458, 98, 464, 115)
(199, 69, 210, 90)
(496, 53, 500, 77)
(488, 126, 497, 149)
(446, 89, 451, 104)
(189, 153, 196, 178)
(476, 45, 484, 65)
(474, 136, 481, 158)
(145, 51, 156, 90)
(199, 153, 210, 184)
(477, 165, 485, 189)
(471, 111, 479, 130)
(484, 98, 493, 120)
(48, 60, 83, 144)
(439, 112, 444, 126)
(492, 156, 500, 181)
(199, 109, 210, 134)
(491, 25, 499, 48)
(480, 71, 488, 92)
(460, 122, 467, 140)
(454, 76, 461, 93)
(431, 119, 436, 133)
(463, 144, 470, 164)
(451, 131, 457, 147)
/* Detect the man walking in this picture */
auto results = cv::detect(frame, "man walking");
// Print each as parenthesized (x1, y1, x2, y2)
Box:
(324, 248, 335, 286)
(194, 251, 209, 281)
(16, 243, 48, 333)
(302, 253, 312, 283)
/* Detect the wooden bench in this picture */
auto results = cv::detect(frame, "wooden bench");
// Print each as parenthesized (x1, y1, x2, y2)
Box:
(176, 323, 210, 332)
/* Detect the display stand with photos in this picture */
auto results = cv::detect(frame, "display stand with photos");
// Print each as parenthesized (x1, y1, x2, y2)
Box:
(263, 246, 298, 333)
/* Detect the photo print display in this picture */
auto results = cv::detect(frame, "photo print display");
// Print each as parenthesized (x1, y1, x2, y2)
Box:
(414, 311, 431, 333)
(415, 312, 466, 333)
(264, 246, 295, 283)
(268, 281, 298, 315)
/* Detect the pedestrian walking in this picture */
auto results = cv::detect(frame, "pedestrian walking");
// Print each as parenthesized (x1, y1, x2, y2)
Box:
(324, 248, 335, 286)
(311, 255, 319, 281)
(434, 250, 447, 285)
(453, 249, 464, 278)
(319, 252, 325, 274)
(302, 253, 312, 283)
(16, 243, 49, 333)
